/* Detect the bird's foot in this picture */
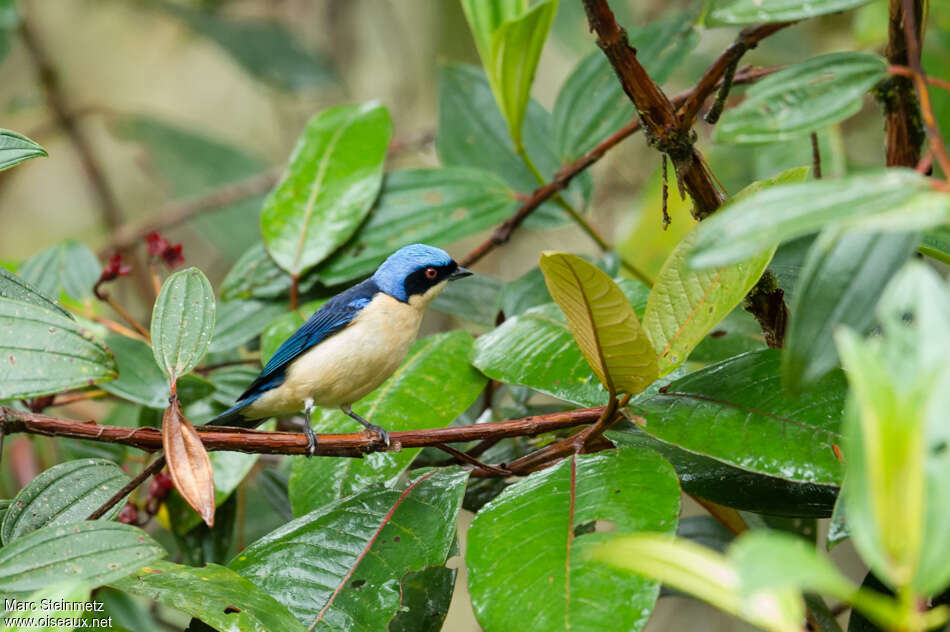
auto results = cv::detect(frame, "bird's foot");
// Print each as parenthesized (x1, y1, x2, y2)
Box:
(362, 423, 390, 448)
(303, 398, 317, 458)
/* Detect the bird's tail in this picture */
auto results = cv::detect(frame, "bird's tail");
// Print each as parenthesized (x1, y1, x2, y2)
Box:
(204, 400, 257, 427)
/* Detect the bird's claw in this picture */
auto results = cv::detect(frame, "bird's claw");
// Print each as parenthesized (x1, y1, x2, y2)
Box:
(365, 424, 390, 448)
(302, 421, 318, 458)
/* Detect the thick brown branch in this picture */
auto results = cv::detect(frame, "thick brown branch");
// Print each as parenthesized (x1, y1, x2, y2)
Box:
(0, 406, 604, 458)
(460, 66, 780, 268)
(882, 0, 926, 168)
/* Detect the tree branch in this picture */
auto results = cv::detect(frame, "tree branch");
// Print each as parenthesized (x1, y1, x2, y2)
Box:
(881, 0, 926, 168)
(0, 405, 604, 458)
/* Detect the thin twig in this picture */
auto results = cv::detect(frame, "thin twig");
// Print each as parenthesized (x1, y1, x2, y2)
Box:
(889, 65, 950, 95)
(810, 133, 823, 179)
(88, 455, 166, 520)
(0, 405, 605, 458)
(433, 443, 512, 476)
(102, 293, 150, 340)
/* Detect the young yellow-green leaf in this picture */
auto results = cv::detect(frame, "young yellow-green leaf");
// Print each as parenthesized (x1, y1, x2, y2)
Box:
(488, 0, 557, 149)
(261, 102, 392, 276)
(150, 267, 215, 382)
(591, 534, 803, 632)
(0, 129, 46, 171)
(460, 0, 527, 65)
(539, 253, 657, 396)
(0, 297, 117, 399)
(645, 167, 809, 375)
(2, 459, 129, 544)
(715, 53, 888, 144)
(707, 0, 873, 25)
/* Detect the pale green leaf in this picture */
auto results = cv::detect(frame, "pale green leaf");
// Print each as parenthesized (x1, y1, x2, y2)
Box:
(0, 129, 46, 171)
(708, 0, 874, 25)
(150, 267, 216, 381)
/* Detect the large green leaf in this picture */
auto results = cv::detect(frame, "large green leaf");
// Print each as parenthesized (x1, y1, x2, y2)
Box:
(288, 331, 486, 516)
(112, 560, 306, 632)
(159, 1, 335, 91)
(459, 0, 526, 65)
(19, 240, 101, 302)
(0, 267, 71, 318)
(539, 253, 657, 396)
(0, 298, 117, 398)
(553, 13, 698, 160)
(467, 448, 680, 632)
(487, 0, 557, 149)
(229, 468, 468, 630)
(315, 168, 516, 285)
(708, 0, 873, 25)
(715, 53, 888, 144)
(389, 567, 457, 632)
(0, 129, 46, 171)
(150, 267, 216, 382)
(783, 229, 920, 392)
(261, 102, 392, 276)
(100, 333, 169, 408)
(472, 279, 650, 407)
(688, 169, 933, 268)
(611, 423, 838, 517)
(0, 521, 165, 595)
(1, 459, 129, 544)
(629, 349, 848, 485)
(431, 273, 503, 326)
(115, 116, 268, 257)
(437, 63, 590, 227)
(838, 263, 950, 595)
(208, 298, 286, 353)
(645, 168, 809, 375)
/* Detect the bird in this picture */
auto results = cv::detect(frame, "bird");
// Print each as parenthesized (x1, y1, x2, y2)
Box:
(206, 243, 472, 454)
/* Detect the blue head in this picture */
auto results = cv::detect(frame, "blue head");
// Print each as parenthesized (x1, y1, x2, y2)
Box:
(372, 244, 472, 303)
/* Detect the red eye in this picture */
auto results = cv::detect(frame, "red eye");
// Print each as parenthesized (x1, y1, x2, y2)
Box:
(425, 267, 438, 279)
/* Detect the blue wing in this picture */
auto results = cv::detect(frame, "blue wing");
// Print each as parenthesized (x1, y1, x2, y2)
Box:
(235, 278, 379, 404)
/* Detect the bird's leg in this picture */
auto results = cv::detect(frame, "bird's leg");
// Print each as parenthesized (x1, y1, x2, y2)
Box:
(302, 398, 318, 457)
(341, 404, 390, 447)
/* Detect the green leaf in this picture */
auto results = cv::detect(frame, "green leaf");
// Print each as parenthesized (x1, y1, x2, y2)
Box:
(629, 349, 847, 485)
(315, 168, 517, 286)
(19, 240, 101, 302)
(715, 53, 887, 143)
(0, 0, 18, 65)
(158, 1, 335, 91)
(1, 459, 129, 544)
(431, 273, 503, 326)
(0, 129, 46, 171)
(388, 566, 457, 632)
(610, 423, 839, 517)
(473, 279, 650, 406)
(437, 64, 590, 227)
(467, 448, 680, 632)
(0, 521, 165, 595)
(220, 244, 289, 300)
(115, 115, 268, 257)
(261, 102, 392, 276)
(646, 167, 809, 375)
(0, 267, 71, 319)
(708, 0, 874, 25)
(0, 298, 117, 399)
(498, 266, 552, 317)
(150, 267, 215, 382)
(100, 334, 169, 408)
(208, 298, 286, 354)
(288, 332, 486, 516)
(553, 13, 698, 160)
(837, 263, 950, 595)
(459, 0, 527, 65)
(688, 169, 933, 268)
(112, 560, 306, 632)
(166, 449, 260, 536)
(230, 468, 468, 629)
(783, 229, 920, 392)
(590, 534, 803, 632)
(539, 253, 657, 396)
(1, 579, 90, 632)
(487, 0, 557, 149)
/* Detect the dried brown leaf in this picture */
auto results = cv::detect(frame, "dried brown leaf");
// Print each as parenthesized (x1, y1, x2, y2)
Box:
(162, 398, 215, 527)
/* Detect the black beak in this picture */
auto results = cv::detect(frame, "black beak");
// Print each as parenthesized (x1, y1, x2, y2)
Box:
(449, 266, 473, 281)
